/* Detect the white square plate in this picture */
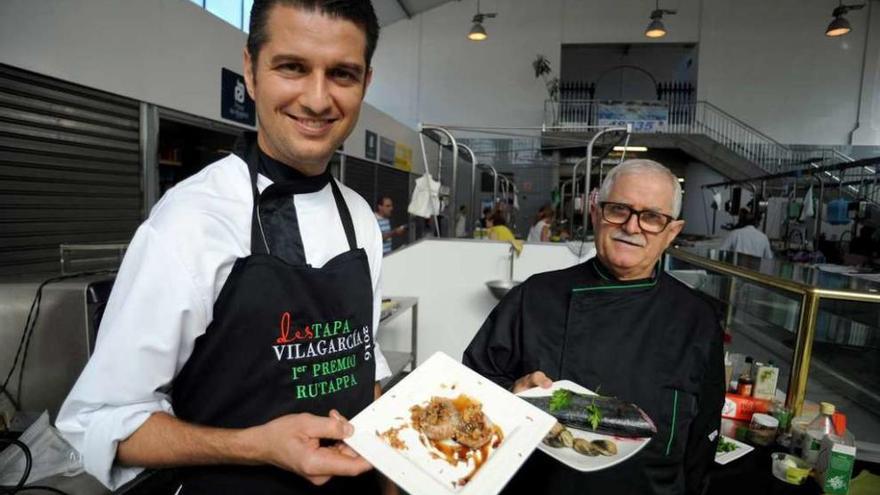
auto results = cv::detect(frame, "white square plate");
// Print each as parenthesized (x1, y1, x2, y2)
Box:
(714, 435, 753, 465)
(517, 380, 652, 472)
(345, 352, 556, 495)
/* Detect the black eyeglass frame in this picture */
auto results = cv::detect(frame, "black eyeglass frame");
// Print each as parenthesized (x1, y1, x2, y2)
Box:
(598, 201, 677, 233)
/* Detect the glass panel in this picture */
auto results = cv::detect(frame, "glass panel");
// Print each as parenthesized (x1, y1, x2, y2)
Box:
(205, 0, 242, 29)
(679, 247, 880, 294)
(806, 299, 880, 444)
(667, 251, 880, 445)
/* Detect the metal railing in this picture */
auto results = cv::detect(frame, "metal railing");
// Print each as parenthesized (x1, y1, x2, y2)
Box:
(546, 99, 795, 174)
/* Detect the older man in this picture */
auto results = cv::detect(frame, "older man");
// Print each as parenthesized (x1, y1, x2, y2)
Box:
(464, 159, 724, 495)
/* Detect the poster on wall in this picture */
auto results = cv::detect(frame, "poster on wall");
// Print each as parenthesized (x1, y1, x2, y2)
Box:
(394, 143, 413, 172)
(365, 130, 377, 160)
(597, 101, 668, 132)
(220, 68, 255, 126)
(379, 136, 395, 165)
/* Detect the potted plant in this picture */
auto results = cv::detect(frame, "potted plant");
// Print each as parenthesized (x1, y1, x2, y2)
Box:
(533, 55, 560, 124)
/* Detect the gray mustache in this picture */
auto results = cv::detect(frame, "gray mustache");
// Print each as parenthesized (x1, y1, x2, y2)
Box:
(611, 232, 647, 247)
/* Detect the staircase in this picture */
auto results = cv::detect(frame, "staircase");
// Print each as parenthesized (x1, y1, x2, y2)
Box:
(543, 99, 870, 186)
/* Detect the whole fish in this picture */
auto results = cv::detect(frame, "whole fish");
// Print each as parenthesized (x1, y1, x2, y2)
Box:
(523, 390, 656, 438)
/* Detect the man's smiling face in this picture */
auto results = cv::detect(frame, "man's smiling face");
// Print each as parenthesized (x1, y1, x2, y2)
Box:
(590, 171, 684, 280)
(244, 4, 371, 175)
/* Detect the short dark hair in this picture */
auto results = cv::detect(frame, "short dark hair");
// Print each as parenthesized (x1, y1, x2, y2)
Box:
(490, 211, 507, 227)
(376, 195, 392, 208)
(247, 0, 380, 74)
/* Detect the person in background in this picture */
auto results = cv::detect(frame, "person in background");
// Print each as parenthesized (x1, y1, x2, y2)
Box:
(486, 210, 515, 241)
(480, 207, 492, 228)
(464, 159, 724, 495)
(527, 204, 554, 242)
(719, 208, 773, 259)
(56, 2, 395, 494)
(454, 204, 467, 238)
(375, 195, 406, 255)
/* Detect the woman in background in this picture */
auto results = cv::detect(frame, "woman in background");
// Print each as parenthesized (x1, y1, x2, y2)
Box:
(527, 205, 553, 242)
(486, 211, 516, 241)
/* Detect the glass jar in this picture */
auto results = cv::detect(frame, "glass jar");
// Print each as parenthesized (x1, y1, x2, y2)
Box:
(748, 413, 779, 446)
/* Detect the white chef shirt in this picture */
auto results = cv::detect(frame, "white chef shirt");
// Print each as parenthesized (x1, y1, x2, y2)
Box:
(719, 225, 774, 259)
(55, 153, 391, 489)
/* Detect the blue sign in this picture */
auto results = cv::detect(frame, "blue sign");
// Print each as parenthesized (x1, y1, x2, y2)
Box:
(597, 101, 668, 132)
(221, 68, 255, 126)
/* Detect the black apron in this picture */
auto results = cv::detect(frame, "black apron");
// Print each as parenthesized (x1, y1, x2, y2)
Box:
(170, 142, 379, 494)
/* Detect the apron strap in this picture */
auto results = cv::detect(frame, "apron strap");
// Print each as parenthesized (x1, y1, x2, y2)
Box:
(329, 179, 358, 252)
(243, 135, 271, 256)
(239, 133, 357, 256)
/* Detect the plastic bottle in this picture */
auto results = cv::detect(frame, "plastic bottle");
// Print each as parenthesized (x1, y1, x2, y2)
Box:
(802, 402, 836, 465)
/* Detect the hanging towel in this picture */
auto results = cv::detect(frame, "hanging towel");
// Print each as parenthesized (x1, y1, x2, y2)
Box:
(712, 192, 723, 210)
(799, 185, 814, 222)
(408, 173, 441, 218)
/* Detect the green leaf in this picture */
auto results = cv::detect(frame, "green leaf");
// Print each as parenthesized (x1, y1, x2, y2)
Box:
(549, 389, 571, 412)
(586, 401, 602, 431)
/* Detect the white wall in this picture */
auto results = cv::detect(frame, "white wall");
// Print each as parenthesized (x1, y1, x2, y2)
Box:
(0, 0, 423, 168)
(367, 0, 877, 146)
(0, 0, 247, 127)
(377, 239, 594, 366)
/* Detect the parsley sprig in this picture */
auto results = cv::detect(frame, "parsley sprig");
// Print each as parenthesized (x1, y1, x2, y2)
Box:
(549, 389, 571, 412)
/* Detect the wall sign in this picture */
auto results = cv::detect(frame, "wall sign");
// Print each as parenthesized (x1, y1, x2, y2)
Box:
(394, 143, 413, 172)
(597, 101, 668, 132)
(365, 130, 377, 160)
(221, 68, 255, 126)
(379, 136, 395, 165)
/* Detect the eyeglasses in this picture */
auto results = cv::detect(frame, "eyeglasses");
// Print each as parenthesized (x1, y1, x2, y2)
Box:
(599, 202, 676, 233)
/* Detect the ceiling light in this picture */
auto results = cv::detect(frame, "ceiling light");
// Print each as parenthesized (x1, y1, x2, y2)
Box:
(467, 0, 496, 41)
(613, 146, 648, 152)
(825, 2, 864, 37)
(645, 0, 676, 38)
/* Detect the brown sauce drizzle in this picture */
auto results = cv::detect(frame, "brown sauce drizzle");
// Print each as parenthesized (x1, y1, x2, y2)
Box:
(414, 395, 505, 487)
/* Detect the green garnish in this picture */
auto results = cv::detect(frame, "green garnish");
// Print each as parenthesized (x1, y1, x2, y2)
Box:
(549, 389, 571, 412)
(716, 438, 737, 453)
(586, 401, 602, 431)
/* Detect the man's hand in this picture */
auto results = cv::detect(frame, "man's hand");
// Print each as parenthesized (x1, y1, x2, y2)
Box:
(511, 371, 553, 394)
(394, 225, 407, 236)
(248, 410, 371, 486)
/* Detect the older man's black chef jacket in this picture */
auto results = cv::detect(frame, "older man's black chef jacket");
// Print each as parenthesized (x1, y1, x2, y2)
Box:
(463, 257, 725, 495)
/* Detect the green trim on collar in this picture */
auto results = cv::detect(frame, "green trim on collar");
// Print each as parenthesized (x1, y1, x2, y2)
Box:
(572, 281, 657, 293)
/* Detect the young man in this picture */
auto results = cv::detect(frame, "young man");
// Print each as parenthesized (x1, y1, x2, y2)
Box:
(57, 2, 391, 493)
(375, 195, 406, 255)
(464, 160, 724, 495)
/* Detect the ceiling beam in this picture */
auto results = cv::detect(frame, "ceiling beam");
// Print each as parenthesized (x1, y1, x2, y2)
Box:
(394, 0, 412, 18)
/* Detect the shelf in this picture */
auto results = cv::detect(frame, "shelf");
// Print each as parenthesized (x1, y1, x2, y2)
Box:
(380, 296, 418, 324)
(159, 160, 182, 166)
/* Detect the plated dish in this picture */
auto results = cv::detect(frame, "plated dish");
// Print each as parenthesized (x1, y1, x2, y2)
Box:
(517, 380, 654, 472)
(345, 352, 556, 495)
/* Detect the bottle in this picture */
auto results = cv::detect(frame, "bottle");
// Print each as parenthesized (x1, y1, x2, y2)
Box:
(802, 402, 836, 465)
(737, 357, 754, 396)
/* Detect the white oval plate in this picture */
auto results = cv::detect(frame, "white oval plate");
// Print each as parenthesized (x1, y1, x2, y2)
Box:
(517, 380, 652, 472)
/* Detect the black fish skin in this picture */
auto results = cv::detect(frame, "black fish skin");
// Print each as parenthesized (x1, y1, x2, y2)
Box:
(524, 392, 656, 438)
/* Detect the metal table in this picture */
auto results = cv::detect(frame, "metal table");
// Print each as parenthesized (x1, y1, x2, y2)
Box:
(378, 296, 418, 388)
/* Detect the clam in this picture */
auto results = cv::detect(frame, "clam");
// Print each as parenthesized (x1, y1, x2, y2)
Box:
(591, 439, 618, 456)
(572, 438, 600, 456)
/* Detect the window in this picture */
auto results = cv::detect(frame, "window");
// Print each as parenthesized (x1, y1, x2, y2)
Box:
(189, 0, 251, 32)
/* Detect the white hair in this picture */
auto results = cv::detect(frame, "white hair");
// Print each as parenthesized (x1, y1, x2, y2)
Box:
(598, 159, 682, 218)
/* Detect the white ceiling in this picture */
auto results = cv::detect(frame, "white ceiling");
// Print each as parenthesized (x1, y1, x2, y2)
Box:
(373, 0, 457, 26)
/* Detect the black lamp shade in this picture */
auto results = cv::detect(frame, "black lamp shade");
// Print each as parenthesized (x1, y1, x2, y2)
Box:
(645, 18, 667, 38)
(825, 15, 851, 37)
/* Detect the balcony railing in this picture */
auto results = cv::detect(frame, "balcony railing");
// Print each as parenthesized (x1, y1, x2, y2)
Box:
(545, 99, 796, 174)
